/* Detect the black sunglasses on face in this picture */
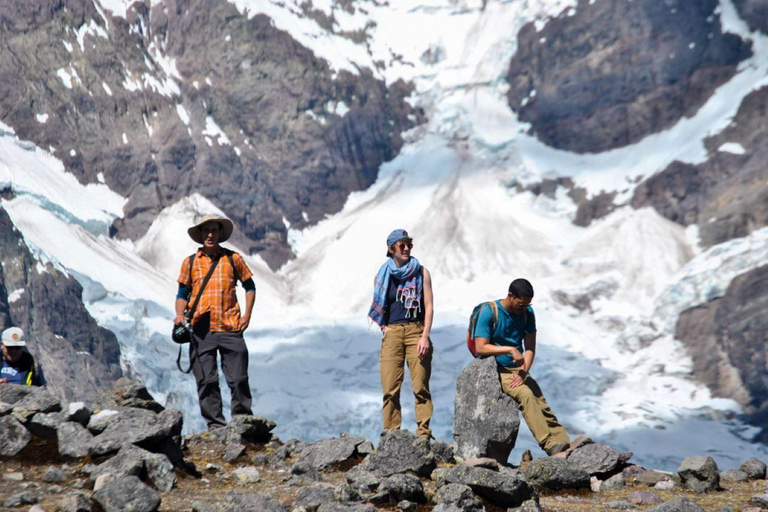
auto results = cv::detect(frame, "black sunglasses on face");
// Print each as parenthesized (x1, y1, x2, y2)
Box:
(397, 241, 413, 250)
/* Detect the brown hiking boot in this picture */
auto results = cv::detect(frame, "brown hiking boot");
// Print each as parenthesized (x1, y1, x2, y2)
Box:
(546, 442, 570, 457)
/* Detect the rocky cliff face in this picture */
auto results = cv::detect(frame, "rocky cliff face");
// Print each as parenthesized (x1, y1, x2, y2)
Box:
(0, 207, 122, 403)
(0, 0, 422, 268)
(506, 0, 751, 154)
(734, 0, 768, 35)
(632, 86, 768, 249)
(675, 265, 768, 436)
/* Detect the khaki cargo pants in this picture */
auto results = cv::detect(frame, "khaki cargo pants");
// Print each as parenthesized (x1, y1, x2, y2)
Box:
(380, 321, 433, 438)
(498, 365, 570, 453)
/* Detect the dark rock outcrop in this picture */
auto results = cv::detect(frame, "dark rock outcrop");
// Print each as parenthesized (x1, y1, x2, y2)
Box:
(92, 475, 161, 512)
(0, 208, 122, 403)
(522, 457, 590, 491)
(674, 265, 768, 426)
(436, 464, 534, 508)
(0, 0, 422, 268)
(632, 86, 768, 247)
(453, 357, 520, 463)
(677, 456, 720, 493)
(567, 443, 632, 477)
(733, 0, 768, 34)
(741, 458, 767, 480)
(359, 430, 436, 478)
(0, 415, 32, 456)
(298, 434, 369, 471)
(507, 0, 751, 153)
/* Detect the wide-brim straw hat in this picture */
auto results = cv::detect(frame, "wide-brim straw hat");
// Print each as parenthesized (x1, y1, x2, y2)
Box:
(188, 214, 234, 244)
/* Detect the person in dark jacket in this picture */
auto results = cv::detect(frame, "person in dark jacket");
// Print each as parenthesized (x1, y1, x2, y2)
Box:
(0, 327, 46, 387)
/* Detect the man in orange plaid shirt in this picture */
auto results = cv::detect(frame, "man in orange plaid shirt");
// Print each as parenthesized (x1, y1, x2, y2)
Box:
(174, 214, 256, 429)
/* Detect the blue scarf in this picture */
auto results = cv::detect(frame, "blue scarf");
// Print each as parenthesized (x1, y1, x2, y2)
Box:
(368, 257, 423, 327)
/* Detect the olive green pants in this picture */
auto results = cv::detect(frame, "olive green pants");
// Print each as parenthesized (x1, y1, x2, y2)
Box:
(380, 322, 433, 438)
(498, 365, 570, 453)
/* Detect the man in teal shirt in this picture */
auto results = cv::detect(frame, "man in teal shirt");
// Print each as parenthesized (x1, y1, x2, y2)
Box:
(474, 278, 570, 456)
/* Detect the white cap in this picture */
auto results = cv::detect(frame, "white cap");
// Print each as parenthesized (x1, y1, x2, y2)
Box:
(1, 327, 26, 347)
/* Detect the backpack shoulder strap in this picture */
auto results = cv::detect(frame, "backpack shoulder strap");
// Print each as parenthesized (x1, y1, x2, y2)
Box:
(488, 301, 499, 334)
(187, 253, 196, 285)
(223, 248, 240, 283)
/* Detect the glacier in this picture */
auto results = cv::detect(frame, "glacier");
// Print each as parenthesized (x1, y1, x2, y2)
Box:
(0, 0, 766, 472)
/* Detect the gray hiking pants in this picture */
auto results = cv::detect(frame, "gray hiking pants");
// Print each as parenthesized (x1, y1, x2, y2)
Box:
(190, 323, 253, 429)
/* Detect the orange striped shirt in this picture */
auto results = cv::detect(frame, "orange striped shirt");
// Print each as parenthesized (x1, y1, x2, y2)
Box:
(177, 248, 254, 332)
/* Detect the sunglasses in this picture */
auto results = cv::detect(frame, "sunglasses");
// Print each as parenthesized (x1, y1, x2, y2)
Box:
(397, 241, 413, 250)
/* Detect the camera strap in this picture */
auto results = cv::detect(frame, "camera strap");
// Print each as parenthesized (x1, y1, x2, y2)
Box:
(177, 254, 221, 373)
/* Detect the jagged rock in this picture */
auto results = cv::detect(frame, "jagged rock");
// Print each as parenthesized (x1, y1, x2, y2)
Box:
(0, 385, 34, 405)
(223, 492, 287, 512)
(602, 472, 627, 490)
(317, 504, 377, 512)
(356, 441, 375, 456)
(345, 467, 381, 494)
(87, 410, 119, 434)
(210, 415, 276, 445)
(432, 483, 483, 511)
(646, 497, 705, 512)
(751, 494, 768, 508)
(453, 357, 520, 463)
(431, 439, 455, 464)
(2, 491, 39, 507)
(9, 386, 61, 423)
(89, 408, 183, 456)
(678, 456, 720, 493)
(223, 443, 246, 463)
(144, 451, 177, 493)
(91, 445, 146, 481)
(742, 458, 768, 480)
(382, 473, 426, 503)
(57, 422, 93, 458)
(94, 474, 115, 492)
(232, 467, 261, 484)
(632, 470, 670, 486)
(359, 430, 436, 477)
(267, 445, 290, 466)
(510, 500, 543, 512)
(605, 502, 638, 510)
(112, 378, 165, 413)
(436, 464, 534, 507)
(720, 469, 749, 482)
(93, 475, 161, 512)
(654, 480, 676, 491)
(627, 490, 663, 505)
(0, 402, 13, 416)
(299, 435, 367, 471)
(26, 411, 67, 438)
(295, 483, 336, 509)
(42, 467, 67, 482)
(506, 0, 751, 154)
(58, 492, 92, 512)
(521, 457, 590, 491)
(567, 443, 629, 476)
(67, 402, 91, 426)
(0, 414, 32, 456)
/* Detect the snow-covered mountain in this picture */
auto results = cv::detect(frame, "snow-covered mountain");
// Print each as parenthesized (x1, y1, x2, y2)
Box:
(1, 0, 767, 471)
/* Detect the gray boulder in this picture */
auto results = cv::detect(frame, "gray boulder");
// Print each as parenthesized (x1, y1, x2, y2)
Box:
(223, 443, 246, 463)
(382, 473, 426, 503)
(295, 483, 336, 509)
(521, 457, 590, 491)
(317, 504, 377, 512)
(436, 464, 533, 507)
(2, 491, 39, 507)
(360, 430, 435, 477)
(93, 475, 160, 512)
(453, 358, 520, 463)
(645, 497, 705, 512)
(432, 439, 455, 464)
(0, 384, 33, 405)
(91, 444, 176, 493)
(720, 469, 749, 482)
(89, 408, 183, 456)
(42, 467, 68, 483)
(567, 443, 630, 476)
(232, 467, 261, 484)
(222, 492, 287, 512)
(741, 458, 767, 480)
(58, 491, 92, 512)
(345, 467, 382, 494)
(9, 386, 61, 423)
(751, 494, 768, 508)
(627, 490, 663, 505)
(26, 411, 67, 438)
(678, 456, 720, 493)
(57, 422, 93, 458)
(0, 415, 31, 456)
(299, 435, 368, 471)
(432, 483, 483, 511)
(210, 415, 276, 445)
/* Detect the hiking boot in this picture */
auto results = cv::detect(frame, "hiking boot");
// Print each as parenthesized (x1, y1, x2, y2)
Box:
(546, 442, 570, 456)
